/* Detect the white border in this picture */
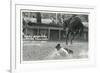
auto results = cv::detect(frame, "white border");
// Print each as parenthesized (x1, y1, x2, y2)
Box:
(11, 3, 96, 73)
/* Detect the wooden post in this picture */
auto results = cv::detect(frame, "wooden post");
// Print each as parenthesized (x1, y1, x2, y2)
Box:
(37, 28, 39, 35)
(56, 13, 57, 24)
(86, 32, 88, 40)
(25, 23, 28, 35)
(48, 28, 50, 40)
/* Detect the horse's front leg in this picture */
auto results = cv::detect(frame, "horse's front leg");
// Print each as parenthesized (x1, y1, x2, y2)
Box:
(65, 31, 69, 45)
(66, 36, 68, 45)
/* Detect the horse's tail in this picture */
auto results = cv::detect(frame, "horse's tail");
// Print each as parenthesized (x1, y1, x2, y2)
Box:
(79, 23, 84, 36)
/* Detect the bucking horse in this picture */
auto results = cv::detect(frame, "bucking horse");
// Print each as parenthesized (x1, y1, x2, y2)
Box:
(63, 14, 84, 45)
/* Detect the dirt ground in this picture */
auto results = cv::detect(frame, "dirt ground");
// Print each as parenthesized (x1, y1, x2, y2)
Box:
(23, 41, 88, 61)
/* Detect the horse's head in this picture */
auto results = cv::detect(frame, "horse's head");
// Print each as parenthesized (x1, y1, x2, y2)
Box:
(63, 20, 70, 30)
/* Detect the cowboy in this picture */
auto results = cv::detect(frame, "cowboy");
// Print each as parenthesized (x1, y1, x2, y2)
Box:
(55, 44, 69, 56)
(46, 44, 73, 59)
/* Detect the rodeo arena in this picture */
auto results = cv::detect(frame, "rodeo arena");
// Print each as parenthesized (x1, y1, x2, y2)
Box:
(22, 12, 88, 61)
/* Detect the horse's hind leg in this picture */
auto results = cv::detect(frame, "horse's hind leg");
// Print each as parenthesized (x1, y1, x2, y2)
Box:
(65, 34, 68, 45)
(71, 36, 74, 44)
(70, 31, 79, 44)
(70, 32, 75, 44)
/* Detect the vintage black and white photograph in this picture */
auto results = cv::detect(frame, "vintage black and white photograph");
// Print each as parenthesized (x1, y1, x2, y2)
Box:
(21, 10, 88, 61)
